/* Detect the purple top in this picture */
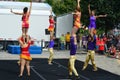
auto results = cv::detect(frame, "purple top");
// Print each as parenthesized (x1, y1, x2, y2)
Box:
(48, 40, 54, 48)
(87, 36, 96, 50)
(70, 36, 77, 55)
(88, 16, 96, 29)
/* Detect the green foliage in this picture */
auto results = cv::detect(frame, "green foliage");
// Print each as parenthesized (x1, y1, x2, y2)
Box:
(46, 0, 120, 32)
(45, 0, 77, 16)
(17, 0, 30, 2)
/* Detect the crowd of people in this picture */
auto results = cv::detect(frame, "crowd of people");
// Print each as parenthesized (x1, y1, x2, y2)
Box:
(59, 32, 120, 58)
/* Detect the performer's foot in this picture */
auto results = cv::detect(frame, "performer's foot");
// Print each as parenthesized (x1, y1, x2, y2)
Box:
(82, 67, 86, 71)
(75, 75, 80, 80)
(93, 68, 98, 71)
(27, 73, 30, 77)
(48, 62, 52, 65)
(18, 74, 22, 77)
(68, 75, 72, 79)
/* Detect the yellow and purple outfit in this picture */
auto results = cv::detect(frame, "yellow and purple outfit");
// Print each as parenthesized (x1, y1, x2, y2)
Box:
(68, 36, 79, 76)
(82, 36, 97, 71)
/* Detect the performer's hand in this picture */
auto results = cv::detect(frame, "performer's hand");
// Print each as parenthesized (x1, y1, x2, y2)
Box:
(104, 14, 107, 17)
(88, 4, 90, 8)
(72, 12, 74, 14)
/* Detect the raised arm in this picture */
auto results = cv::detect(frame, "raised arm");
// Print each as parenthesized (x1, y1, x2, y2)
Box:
(72, 0, 81, 15)
(88, 4, 91, 16)
(96, 14, 107, 18)
(77, 0, 81, 9)
(11, 9, 23, 15)
(28, 0, 32, 15)
(50, 8, 53, 15)
(18, 37, 24, 46)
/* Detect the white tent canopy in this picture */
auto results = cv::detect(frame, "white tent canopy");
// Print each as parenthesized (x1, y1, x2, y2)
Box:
(0, 1, 51, 10)
(0, 1, 54, 15)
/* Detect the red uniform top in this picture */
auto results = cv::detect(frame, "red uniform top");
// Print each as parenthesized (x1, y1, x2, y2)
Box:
(20, 37, 32, 61)
(22, 14, 29, 28)
(48, 18, 55, 32)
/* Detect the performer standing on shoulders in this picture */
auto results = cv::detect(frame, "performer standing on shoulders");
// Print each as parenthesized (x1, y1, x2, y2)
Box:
(11, 0, 32, 35)
(72, 0, 81, 34)
(48, 8, 55, 37)
(88, 4, 107, 36)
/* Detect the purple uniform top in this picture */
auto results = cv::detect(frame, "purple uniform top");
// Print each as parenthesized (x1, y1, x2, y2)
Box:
(70, 36, 77, 55)
(48, 40, 54, 48)
(88, 16, 96, 29)
(87, 36, 96, 50)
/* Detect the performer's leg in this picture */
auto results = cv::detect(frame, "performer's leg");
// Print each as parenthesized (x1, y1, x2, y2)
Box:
(82, 51, 90, 70)
(50, 31, 54, 37)
(19, 58, 26, 77)
(22, 28, 28, 35)
(48, 48, 54, 64)
(26, 60, 31, 76)
(69, 56, 79, 76)
(68, 58, 72, 76)
(17, 60, 20, 66)
(72, 27, 78, 34)
(24, 28, 28, 35)
(90, 50, 97, 71)
(90, 28, 94, 37)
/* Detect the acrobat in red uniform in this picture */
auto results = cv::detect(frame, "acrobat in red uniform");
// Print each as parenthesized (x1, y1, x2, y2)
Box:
(22, 14, 30, 29)
(48, 15, 55, 32)
(20, 36, 32, 61)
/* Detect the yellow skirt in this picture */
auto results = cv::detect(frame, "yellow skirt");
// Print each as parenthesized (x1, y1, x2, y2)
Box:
(20, 54, 32, 61)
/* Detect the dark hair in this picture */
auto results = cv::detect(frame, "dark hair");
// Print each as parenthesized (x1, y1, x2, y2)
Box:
(75, 7, 81, 12)
(88, 34, 94, 41)
(49, 15, 53, 18)
(23, 7, 28, 14)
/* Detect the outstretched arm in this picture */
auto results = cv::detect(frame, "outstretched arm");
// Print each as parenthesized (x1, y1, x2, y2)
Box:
(96, 14, 107, 18)
(28, 0, 32, 15)
(88, 4, 91, 16)
(10, 9, 23, 15)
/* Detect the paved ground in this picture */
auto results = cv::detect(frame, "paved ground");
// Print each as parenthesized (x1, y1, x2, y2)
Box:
(0, 49, 120, 80)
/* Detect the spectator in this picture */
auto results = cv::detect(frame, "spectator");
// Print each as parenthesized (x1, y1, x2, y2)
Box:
(98, 38, 105, 55)
(82, 35, 87, 49)
(103, 35, 108, 52)
(96, 35, 100, 52)
(79, 34, 83, 49)
(76, 33, 80, 49)
(107, 44, 116, 57)
(60, 34, 65, 50)
(65, 32, 70, 50)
